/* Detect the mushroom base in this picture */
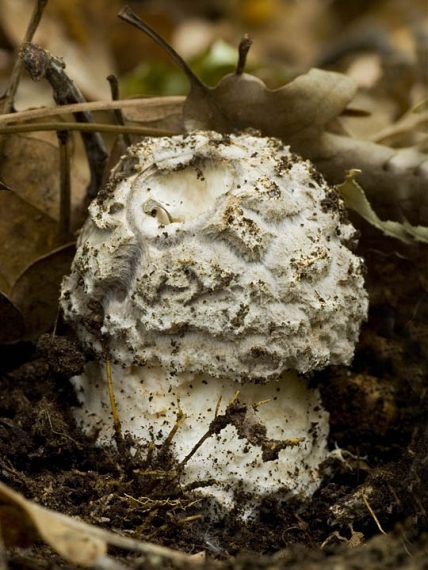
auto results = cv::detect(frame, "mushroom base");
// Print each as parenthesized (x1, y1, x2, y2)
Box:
(71, 363, 330, 519)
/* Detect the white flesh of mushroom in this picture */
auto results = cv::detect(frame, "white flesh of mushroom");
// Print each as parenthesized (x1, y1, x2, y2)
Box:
(61, 131, 368, 518)
(72, 363, 329, 518)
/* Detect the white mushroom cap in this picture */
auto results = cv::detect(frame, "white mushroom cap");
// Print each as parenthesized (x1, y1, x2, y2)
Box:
(60, 131, 368, 517)
(61, 131, 367, 380)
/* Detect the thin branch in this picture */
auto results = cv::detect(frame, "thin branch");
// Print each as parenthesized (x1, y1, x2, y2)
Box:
(0, 96, 185, 125)
(105, 359, 123, 442)
(362, 493, 387, 536)
(236, 35, 253, 75)
(370, 110, 428, 143)
(2, 0, 49, 114)
(0, 180, 12, 191)
(57, 130, 71, 242)
(118, 5, 206, 91)
(19, 42, 108, 198)
(107, 74, 132, 147)
(0, 122, 177, 136)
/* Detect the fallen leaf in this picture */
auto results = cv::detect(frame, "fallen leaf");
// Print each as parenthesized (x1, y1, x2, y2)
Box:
(118, 6, 357, 140)
(0, 134, 60, 220)
(10, 243, 76, 338)
(338, 170, 428, 244)
(0, 131, 83, 338)
(0, 126, 87, 223)
(0, 480, 206, 568)
(302, 134, 428, 227)
(184, 67, 357, 138)
(0, 481, 106, 567)
(0, 190, 59, 293)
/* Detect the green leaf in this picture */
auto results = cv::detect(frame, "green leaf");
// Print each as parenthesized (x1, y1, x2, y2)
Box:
(338, 170, 428, 244)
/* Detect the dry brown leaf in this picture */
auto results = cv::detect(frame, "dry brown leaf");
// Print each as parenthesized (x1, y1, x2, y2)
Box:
(0, 481, 106, 567)
(184, 67, 357, 138)
(10, 243, 76, 338)
(0, 132, 84, 338)
(0, 480, 208, 568)
(310, 135, 428, 226)
(0, 190, 59, 294)
(118, 6, 357, 140)
(124, 96, 185, 133)
(0, 134, 60, 220)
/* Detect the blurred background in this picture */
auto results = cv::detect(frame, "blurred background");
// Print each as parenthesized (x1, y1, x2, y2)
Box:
(0, 0, 426, 123)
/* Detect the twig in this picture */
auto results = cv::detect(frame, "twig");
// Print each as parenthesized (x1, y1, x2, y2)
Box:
(57, 130, 71, 242)
(370, 110, 428, 143)
(178, 392, 239, 469)
(92, 555, 128, 570)
(2, 0, 49, 115)
(236, 35, 253, 75)
(0, 122, 176, 136)
(102, 532, 213, 569)
(0, 96, 185, 125)
(118, 5, 205, 91)
(0, 180, 12, 191)
(19, 42, 108, 198)
(161, 409, 187, 450)
(362, 492, 387, 535)
(107, 74, 132, 147)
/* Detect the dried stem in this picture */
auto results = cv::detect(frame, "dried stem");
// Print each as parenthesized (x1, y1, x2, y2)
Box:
(362, 493, 387, 535)
(57, 130, 71, 242)
(2, 0, 49, 115)
(19, 42, 108, 198)
(0, 96, 185, 125)
(118, 5, 206, 91)
(0, 180, 12, 191)
(107, 74, 132, 147)
(236, 35, 253, 75)
(0, 122, 176, 136)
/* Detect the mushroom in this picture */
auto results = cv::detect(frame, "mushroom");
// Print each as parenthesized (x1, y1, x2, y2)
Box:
(61, 131, 368, 519)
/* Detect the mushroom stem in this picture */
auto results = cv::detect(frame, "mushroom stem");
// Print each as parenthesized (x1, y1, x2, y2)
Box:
(70, 362, 330, 519)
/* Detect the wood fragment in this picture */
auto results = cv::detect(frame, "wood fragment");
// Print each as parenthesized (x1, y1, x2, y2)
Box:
(19, 42, 108, 198)
(2, 0, 49, 115)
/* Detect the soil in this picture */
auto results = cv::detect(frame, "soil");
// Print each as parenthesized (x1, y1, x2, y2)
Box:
(0, 235, 427, 569)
